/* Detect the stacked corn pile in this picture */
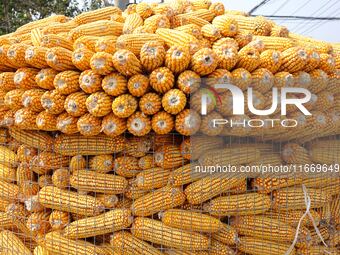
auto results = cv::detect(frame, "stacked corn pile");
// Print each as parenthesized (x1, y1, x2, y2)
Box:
(0, 0, 339, 254)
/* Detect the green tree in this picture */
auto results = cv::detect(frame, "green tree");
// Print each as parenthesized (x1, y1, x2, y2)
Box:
(0, 0, 81, 35)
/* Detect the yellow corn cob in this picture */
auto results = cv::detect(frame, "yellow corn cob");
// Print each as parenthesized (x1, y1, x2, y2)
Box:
(71, 47, 94, 71)
(304, 49, 321, 72)
(308, 139, 340, 163)
(30, 151, 68, 175)
(151, 111, 174, 134)
(101, 72, 127, 96)
(160, 209, 223, 233)
(33, 246, 50, 255)
(73, 35, 100, 51)
(144, 14, 170, 32)
(165, 250, 209, 255)
(124, 179, 149, 200)
(21, 89, 45, 112)
(76, 113, 102, 136)
(0, 211, 14, 228)
(132, 217, 210, 250)
(232, 215, 299, 243)
(54, 133, 125, 156)
(236, 46, 260, 72)
(173, 14, 210, 28)
(64, 91, 88, 117)
(135, 167, 170, 190)
(0, 44, 19, 70)
(201, 24, 222, 42)
(40, 34, 73, 51)
(199, 111, 224, 136)
(204, 192, 271, 216)
(211, 15, 238, 37)
(49, 210, 71, 231)
(175, 109, 201, 136)
(101, 113, 126, 137)
(63, 208, 132, 239)
(319, 53, 336, 74)
(27, 46, 53, 70)
(74, 6, 121, 25)
(174, 24, 203, 39)
(68, 155, 86, 172)
(258, 49, 282, 74)
(37, 175, 53, 188)
(78, 70, 101, 94)
(138, 155, 154, 170)
(123, 13, 144, 34)
(0, 72, 16, 92)
(165, 45, 191, 74)
(35, 68, 58, 90)
(162, 89, 187, 115)
(42, 231, 107, 255)
(230, 15, 272, 36)
(45, 47, 75, 71)
(15, 14, 68, 33)
(56, 110, 77, 133)
(238, 236, 295, 255)
(38, 186, 104, 216)
(0, 145, 18, 167)
(127, 74, 150, 97)
(18, 179, 40, 201)
(139, 93, 161, 116)
(309, 69, 328, 93)
(253, 36, 294, 51)
(127, 111, 152, 136)
(0, 230, 31, 255)
(250, 68, 274, 94)
(51, 168, 70, 189)
(14, 67, 39, 90)
(8, 129, 53, 151)
(149, 67, 175, 93)
(131, 186, 186, 216)
(112, 49, 142, 76)
(273, 187, 329, 210)
(85, 92, 112, 117)
(53, 70, 80, 95)
(41, 90, 66, 115)
(176, 70, 201, 95)
(96, 193, 118, 208)
(16, 162, 34, 186)
(211, 223, 238, 246)
(125, 136, 152, 157)
(191, 47, 219, 75)
(111, 231, 164, 255)
(95, 36, 117, 54)
(41, 20, 77, 34)
(208, 239, 236, 255)
(279, 47, 308, 73)
(156, 28, 201, 55)
(6, 43, 30, 68)
(298, 246, 338, 255)
(114, 155, 141, 178)
(264, 210, 321, 227)
(69, 20, 123, 41)
(26, 210, 51, 235)
(154, 144, 184, 169)
(214, 45, 239, 70)
(314, 91, 334, 111)
(90, 52, 115, 75)
(0, 163, 16, 182)
(70, 169, 127, 194)
(14, 108, 39, 130)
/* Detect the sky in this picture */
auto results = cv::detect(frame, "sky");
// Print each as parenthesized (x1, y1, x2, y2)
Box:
(79, 0, 340, 42)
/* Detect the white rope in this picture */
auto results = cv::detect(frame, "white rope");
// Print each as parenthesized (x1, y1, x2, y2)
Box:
(285, 184, 328, 255)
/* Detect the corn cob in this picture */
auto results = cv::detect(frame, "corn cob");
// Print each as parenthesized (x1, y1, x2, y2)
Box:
(0, 230, 31, 255)
(155, 28, 201, 55)
(177, 70, 201, 95)
(127, 74, 150, 97)
(0, 211, 13, 229)
(175, 109, 201, 136)
(139, 93, 162, 116)
(135, 167, 170, 190)
(56, 112, 79, 134)
(124, 179, 149, 200)
(74, 6, 121, 25)
(214, 44, 238, 70)
(41, 20, 77, 34)
(13, 108, 39, 130)
(174, 24, 203, 39)
(64, 91, 87, 117)
(231, 15, 272, 35)
(173, 14, 210, 28)
(273, 187, 329, 210)
(112, 49, 142, 76)
(88, 154, 113, 173)
(258, 49, 282, 74)
(73, 35, 99, 51)
(144, 14, 170, 32)
(21, 89, 45, 112)
(101, 72, 127, 96)
(0, 44, 19, 70)
(0, 73, 16, 92)
(53, 70, 80, 95)
(191, 47, 219, 75)
(26, 210, 51, 235)
(151, 111, 174, 134)
(8, 129, 52, 151)
(33, 246, 50, 255)
(298, 246, 339, 255)
(117, 34, 163, 57)
(79, 69, 102, 94)
(30, 151, 68, 175)
(35, 68, 58, 90)
(77, 113, 102, 136)
(71, 47, 94, 71)
(164, 46, 191, 74)
(211, 15, 238, 37)
(138, 155, 154, 170)
(127, 111, 152, 136)
(39, 34, 73, 51)
(101, 113, 126, 137)
(125, 136, 152, 158)
(48, 210, 70, 231)
(68, 155, 86, 172)
(123, 13, 144, 34)
(16, 15, 67, 34)
(70, 169, 127, 194)
(208, 239, 236, 255)
(37, 175, 53, 188)
(111, 94, 138, 118)
(54, 133, 125, 156)
(132, 217, 210, 250)
(38, 185, 104, 216)
(96, 194, 118, 208)
(150, 67, 175, 93)
(236, 46, 260, 72)
(89, 52, 115, 75)
(63, 208, 132, 239)
(42, 231, 107, 255)
(165, 250, 209, 255)
(94, 36, 117, 54)
(160, 208, 223, 233)
(6, 43, 30, 68)
(308, 140, 340, 163)
(45, 47, 75, 71)
(154, 144, 184, 169)
(131, 185, 185, 216)
(201, 24, 222, 42)
(140, 41, 166, 72)
(16, 162, 34, 186)
(308, 69, 328, 93)
(0, 145, 18, 167)
(110, 230, 164, 255)
(162, 89, 187, 115)
(0, 163, 16, 182)
(211, 223, 238, 246)
(199, 111, 224, 136)
(69, 20, 123, 41)
(51, 168, 70, 189)
(14, 67, 39, 89)
(238, 236, 295, 255)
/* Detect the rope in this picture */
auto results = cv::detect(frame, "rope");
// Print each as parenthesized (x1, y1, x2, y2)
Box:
(285, 184, 328, 255)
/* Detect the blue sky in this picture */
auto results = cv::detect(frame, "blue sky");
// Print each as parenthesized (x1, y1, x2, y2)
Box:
(78, 0, 340, 42)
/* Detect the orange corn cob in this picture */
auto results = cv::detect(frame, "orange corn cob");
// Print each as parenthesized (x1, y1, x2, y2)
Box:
(24, 46, 49, 69)
(53, 70, 80, 95)
(89, 154, 113, 173)
(77, 113, 102, 136)
(56, 112, 78, 134)
(71, 47, 94, 71)
(125, 136, 152, 157)
(26, 210, 51, 235)
(309, 69, 328, 93)
(125, 179, 149, 199)
(35, 68, 58, 90)
(69, 155, 86, 172)
(4, 89, 25, 110)
(45, 47, 75, 71)
(191, 47, 219, 75)
(49, 210, 70, 231)
(94, 36, 117, 54)
(40, 34, 73, 51)
(30, 151, 68, 175)
(136, 2, 153, 19)
(201, 24, 222, 42)
(236, 46, 260, 72)
(154, 144, 184, 169)
(21, 89, 45, 112)
(0, 230, 31, 255)
(51, 168, 70, 189)
(131, 217, 210, 250)
(41, 90, 66, 114)
(127, 74, 150, 97)
(214, 45, 239, 70)
(279, 47, 308, 73)
(14, 108, 39, 130)
(0, 180, 19, 201)
(199, 111, 224, 136)
(135, 167, 170, 190)
(90, 52, 115, 75)
(177, 70, 201, 95)
(138, 155, 155, 169)
(144, 14, 170, 32)
(150, 67, 175, 93)
(162, 89, 187, 115)
(139, 92, 162, 115)
(96, 193, 118, 208)
(127, 111, 152, 136)
(74, 6, 121, 24)
(212, 15, 238, 37)
(101, 113, 126, 137)
(112, 49, 142, 76)
(64, 91, 88, 117)
(140, 41, 166, 72)
(151, 111, 174, 134)
(111, 94, 138, 118)
(259, 49, 282, 73)
(73, 35, 100, 51)
(251, 68, 274, 94)
(206, 69, 232, 93)
(319, 53, 336, 74)
(304, 49, 321, 72)
(174, 24, 203, 39)
(101, 72, 127, 96)
(175, 109, 201, 136)
(117, 33, 163, 56)
(165, 45, 191, 74)
(85, 91, 112, 117)
(79, 69, 102, 94)
(6, 43, 30, 68)
(36, 110, 58, 131)
(0, 72, 16, 92)
(14, 67, 39, 89)
(123, 13, 144, 34)
(228, 15, 272, 36)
